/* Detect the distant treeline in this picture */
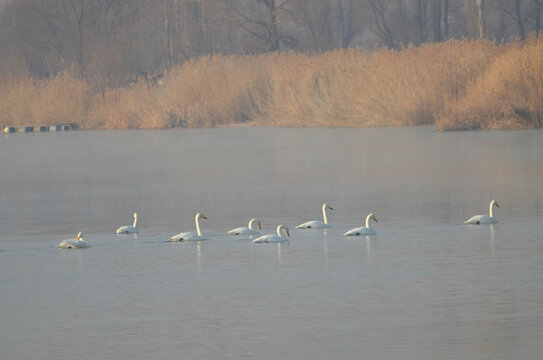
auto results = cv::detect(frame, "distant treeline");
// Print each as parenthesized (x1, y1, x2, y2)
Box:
(1, 0, 542, 87)
(1, 36, 542, 131)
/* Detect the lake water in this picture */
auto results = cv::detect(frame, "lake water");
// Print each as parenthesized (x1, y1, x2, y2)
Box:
(1, 127, 542, 359)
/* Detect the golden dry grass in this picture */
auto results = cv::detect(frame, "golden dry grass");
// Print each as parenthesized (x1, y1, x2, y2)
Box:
(436, 35, 543, 130)
(1, 37, 542, 131)
(0, 72, 90, 127)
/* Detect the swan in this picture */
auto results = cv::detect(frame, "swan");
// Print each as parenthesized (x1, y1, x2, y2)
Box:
(465, 200, 500, 224)
(227, 218, 261, 235)
(296, 203, 334, 229)
(169, 212, 207, 242)
(116, 212, 140, 234)
(253, 225, 290, 243)
(344, 213, 378, 236)
(57, 232, 91, 249)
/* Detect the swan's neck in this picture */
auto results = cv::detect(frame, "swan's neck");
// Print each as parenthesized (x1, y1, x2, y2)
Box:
(248, 218, 256, 230)
(195, 215, 202, 236)
(489, 203, 495, 218)
(133, 214, 138, 227)
(365, 215, 371, 228)
(322, 204, 329, 225)
(276, 225, 286, 238)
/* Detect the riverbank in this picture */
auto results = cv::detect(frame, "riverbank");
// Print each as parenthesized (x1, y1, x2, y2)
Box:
(1, 36, 542, 131)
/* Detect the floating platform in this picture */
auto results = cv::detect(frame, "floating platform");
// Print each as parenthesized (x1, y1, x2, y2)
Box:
(3, 124, 77, 134)
(18, 126, 34, 133)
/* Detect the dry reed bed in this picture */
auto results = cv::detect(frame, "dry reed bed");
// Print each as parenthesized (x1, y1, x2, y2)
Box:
(436, 36, 543, 130)
(1, 37, 542, 130)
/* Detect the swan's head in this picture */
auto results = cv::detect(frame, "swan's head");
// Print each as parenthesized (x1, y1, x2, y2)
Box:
(249, 218, 262, 229)
(277, 225, 290, 237)
(368, 213, 378, 222)
(76, 232, 83, 240)
(323, 203, 334, 210)
(133, 212, 137, 218)
(197, 213, 207, 220)
(491, 200, 500, 208)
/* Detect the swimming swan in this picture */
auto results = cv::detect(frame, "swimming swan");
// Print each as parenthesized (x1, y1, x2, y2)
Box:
(57, 232, 91, 249)
(296, 203, 334, 229)
(227, 218, 261, 235)
(116, 212, 140, 234)
(169, 212, 207, 242)
(344, 213, 378, 236)
(253, 225, 290, 243)
(465, 200, 500, 224)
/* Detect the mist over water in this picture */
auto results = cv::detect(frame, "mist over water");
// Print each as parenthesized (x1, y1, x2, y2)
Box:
(1, 127, 543, 359)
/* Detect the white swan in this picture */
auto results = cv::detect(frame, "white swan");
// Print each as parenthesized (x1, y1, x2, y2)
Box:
(465, 200, 500, 224)
(116, 212, 140, 234)
(227, 218, 261, 235)
(169, 212, 207, 242)
(344, 213, 378, 236)
(296, 203, 334, 229)
(253, 225, 290, 243)
(57, 232, 91, 249)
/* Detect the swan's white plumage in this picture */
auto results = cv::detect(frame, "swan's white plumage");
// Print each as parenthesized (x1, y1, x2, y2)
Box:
(116, 212, 140, 234)
(253, 225, 290, 243)
(465, 200, 500, 224)
(344, 213, 378, 236)
(57, 232, 90, 249)
(169, 212, 207, 242)
(227, 218, 261, 235)
(296, 203, 333, 229)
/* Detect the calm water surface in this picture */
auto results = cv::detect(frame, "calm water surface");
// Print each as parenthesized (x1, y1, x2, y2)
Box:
(1, 127, 542, 359)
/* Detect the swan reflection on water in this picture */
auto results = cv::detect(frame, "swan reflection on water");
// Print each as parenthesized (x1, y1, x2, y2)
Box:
(365, 236, 372, 256)
(490, 224, 495, 256)
(197, 241, 202, 272)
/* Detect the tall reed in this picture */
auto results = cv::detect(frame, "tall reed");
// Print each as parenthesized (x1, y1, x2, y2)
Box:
(1, 37, 542, 131)
(436, 35, 543, 130)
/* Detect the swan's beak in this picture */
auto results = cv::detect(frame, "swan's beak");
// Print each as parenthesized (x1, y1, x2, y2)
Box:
(201, 215, 208, 219)
(258, 222, 262, 230)
(286, 229, 290, 236)
(374, 217, 378, 222)
(328, 205, 334, 210)
(495, 203, 500, 207)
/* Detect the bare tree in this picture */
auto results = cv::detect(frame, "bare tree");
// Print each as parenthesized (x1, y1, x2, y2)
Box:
(475, 0, 485, 38)
(225, 0, 296, 52)
(1, 0, 130, 78)
(443, 0, 449, 39)
(289, 0, 335, 50)
(365, 0, 396, 48)
(494, 0, 528, 40)
(432, 0, 442, 42)
(535, 0, 542, 36)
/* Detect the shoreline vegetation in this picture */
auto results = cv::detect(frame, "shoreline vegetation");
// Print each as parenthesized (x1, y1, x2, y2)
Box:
(1, 37, 542, 131)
